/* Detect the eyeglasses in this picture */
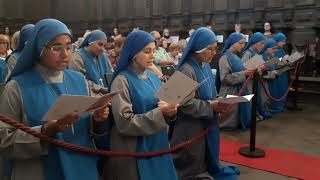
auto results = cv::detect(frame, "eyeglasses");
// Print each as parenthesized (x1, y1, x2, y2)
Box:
(45, 44, 73, 54)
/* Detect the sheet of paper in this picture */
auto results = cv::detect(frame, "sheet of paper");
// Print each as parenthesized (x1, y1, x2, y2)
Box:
(155, 71, 199, 105)
(170, 36, 179, 43)
(288, 51, 304, 63)
(217, 35, 224, 43)
(263, 57, 281, 67)
(243, 55, 265, 69)
(218, 94, 254, 104)
(42, 91, 120, 121)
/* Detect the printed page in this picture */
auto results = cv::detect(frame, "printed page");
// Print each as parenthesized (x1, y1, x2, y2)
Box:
(42, 91, 120, 121)
(156, 71, 199, 105)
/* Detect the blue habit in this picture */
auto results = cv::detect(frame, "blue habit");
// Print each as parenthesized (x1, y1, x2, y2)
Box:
(119, 69, 178, 180)
(262, 53, 280, 117)
(78, 48, 113, 88)
(223, 51, 252, 129)
(261, 52, 284, 114)
(273, 49, 288, 112)
(13, 68, 99, 180)
(241, 50, 271, 120)
(186, 58, 240, 179)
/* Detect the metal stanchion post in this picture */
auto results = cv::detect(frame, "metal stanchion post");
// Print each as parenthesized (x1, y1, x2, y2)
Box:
(239, 71, 265, 158)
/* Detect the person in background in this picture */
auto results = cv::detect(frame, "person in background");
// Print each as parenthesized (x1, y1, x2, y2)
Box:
(70, 30, 113, 94)
(186, 29, 195, 42)
(168, 43, 180, 64)
(150, 31, 175, 72)
(4, 27, 11, 50)
(162, 28, 171, 49)
(10, 31, 20, 51)
(108, 36, 125, 69)
(0, 34, 11, 59)
(234, 24, 241, 33)
(263, 22, 274, 38)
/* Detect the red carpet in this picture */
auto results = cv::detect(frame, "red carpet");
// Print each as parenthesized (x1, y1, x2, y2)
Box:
(220, 139, 320, 180)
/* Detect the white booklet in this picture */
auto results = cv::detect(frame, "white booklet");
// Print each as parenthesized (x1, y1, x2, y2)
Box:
(155, 71, 200, 105)
(42, 91, 120, 121)
(288, 51, 304, 63)
(243, 55, 266, 70)
(218, 94, 254, 104)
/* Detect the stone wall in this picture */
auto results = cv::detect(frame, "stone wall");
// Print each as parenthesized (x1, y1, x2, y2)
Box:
(0, 0, 319, 43)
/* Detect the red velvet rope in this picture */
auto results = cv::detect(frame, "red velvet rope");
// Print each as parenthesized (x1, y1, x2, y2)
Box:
(258, 63, 299, 102)
(0, 76, 252, 158)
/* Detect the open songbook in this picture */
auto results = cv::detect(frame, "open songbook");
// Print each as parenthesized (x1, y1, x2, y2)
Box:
(42, 91, 120, 121)
(243, 55, 266, 70)
(287, 51, 304, 63)
(244, 55, 282, 70)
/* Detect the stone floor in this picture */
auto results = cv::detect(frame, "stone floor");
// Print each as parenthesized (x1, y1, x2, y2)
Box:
(221, 93, 320, 179)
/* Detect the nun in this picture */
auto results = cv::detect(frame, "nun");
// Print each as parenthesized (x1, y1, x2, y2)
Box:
(104, 30, 178, 180)
(6, 24, 34, 73)
(217, 32, 254, 129)
(0, 19, 109, 180)
(241, 32, 266, 63)
(259, 38, 281, 115)
(70, 30, 113, 95)
(170, 27, 239, 180)
(272, 32, 289, 112)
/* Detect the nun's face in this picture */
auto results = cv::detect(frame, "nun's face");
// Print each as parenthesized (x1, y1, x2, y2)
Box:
(253, 40, 266, 52)
(40, 35, 73, 71)
(87, 40, 107, 57)
(232, 39, 246, 53)
(133, 42, 156, 70)
(197, 42, 218, 63)
(266, 46, 277, 56)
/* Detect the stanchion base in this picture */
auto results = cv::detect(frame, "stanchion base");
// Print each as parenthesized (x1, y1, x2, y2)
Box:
(239, 146, 266, 158)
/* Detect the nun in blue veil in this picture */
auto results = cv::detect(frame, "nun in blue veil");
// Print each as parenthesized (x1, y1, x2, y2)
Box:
(70, 30, 113, 95)
(216, 32, 253, 130)
(241, 32, 266, 63)
(0, 19, 109, 180)
(104, 30, 178, 180)
(260, 38, 282, 114)
(271, 32, 289, 112)
(6, 24, 34, 73)
(170, 27, 240, 180)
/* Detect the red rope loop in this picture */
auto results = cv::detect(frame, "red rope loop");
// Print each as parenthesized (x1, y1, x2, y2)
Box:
(0, 114, 217, 157)
(0, 76, 253, 158)
(258, 63, 300, 102)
